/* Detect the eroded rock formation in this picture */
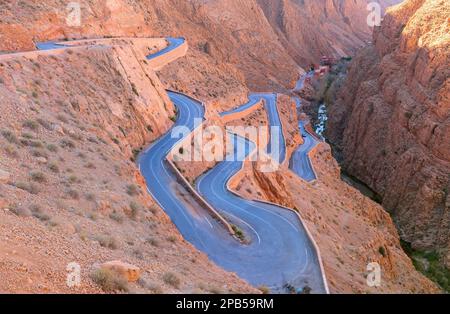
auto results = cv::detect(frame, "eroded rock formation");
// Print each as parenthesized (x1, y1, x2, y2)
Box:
(326, 0, 449, 262)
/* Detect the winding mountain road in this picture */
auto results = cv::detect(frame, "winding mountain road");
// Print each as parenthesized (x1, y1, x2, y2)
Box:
(221, 93, 286, 164)
(139, 91, 326, 293)
(290, 73, 321, 182)
(290, 121, 320, 182)
(32, 37, 328, 293)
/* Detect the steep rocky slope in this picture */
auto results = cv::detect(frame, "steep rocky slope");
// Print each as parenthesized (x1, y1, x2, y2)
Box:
(257, 0, 403, 66)
(326, 0, 449, 265)
(0, 0, 403, 103)
(0, 40, 256, 293)
(0, 0, 297, 100)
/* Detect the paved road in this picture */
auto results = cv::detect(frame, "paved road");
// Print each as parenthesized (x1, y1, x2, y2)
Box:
(290, 120, 319, 182)
(139, 92, 326, 293)
(289, 72, 321, 182)
(35, 42, 68, 50)
(146, 37, 185, 60)
(293, 71, 314, 92)
(33, 38, 327, 293)
(221, 93, 286, 164)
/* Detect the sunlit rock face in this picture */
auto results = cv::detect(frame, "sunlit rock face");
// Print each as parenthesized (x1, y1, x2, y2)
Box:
(326, 0, 449, 261)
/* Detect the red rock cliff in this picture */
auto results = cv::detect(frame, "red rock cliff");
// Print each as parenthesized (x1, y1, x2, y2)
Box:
(326, 0, 449, 261)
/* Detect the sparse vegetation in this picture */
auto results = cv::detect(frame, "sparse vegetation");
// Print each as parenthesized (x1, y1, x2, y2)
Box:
(131, 83, 139, 96)
(56, 114, 68, 123)
(85, 193, 96, 202)
(4, 144, 18, 158)
(90, 268, 128, 292)
(10, 206, 32, 217)
(48, 162, 60, 173)
(22, 120, 39, 131)
(23, 139, 43, 148)
(109, 210, 125, 224)
(401, 241, 449, 292)
(68, 175, 80, 184)
(31, 205, 51, 222)
(37, 118, 53, 130)
(162, 272, 181, 288)
(30, 171, 46, 183)
(12, 181, 39, 195)
(66, 189, 80, 200)
(129, 201, 141, 220)
(126, 184, 140, 196)
(231, 224, 246, 242)
(138, 279, 163, 294)
(131, 147, 142, 162)
(46, 143, 58, 152)
(1, 129, 18, 144)
(85, 162, 96, 169)
(60, 138, 76, 149)
(96, 235, 119, 250)
(146, 237, 159, 247)
(378, 246, 386, 257)
(258, 285, 270, 294)
(31, 149, 47, 158)
(167, 235, 177, 243)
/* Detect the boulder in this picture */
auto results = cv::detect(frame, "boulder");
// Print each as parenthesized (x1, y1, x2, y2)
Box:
(100, 260, 141, 282)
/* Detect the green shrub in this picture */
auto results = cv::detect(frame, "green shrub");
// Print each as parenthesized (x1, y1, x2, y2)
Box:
(96, 235, 119, 250)
(129, 201, 141, 220)
(109, 210, 125, 224)
(90, 268, 128, 292)
(60, 138, 76, 149)
(167, 235, 177, 243)
(46, 143, 58, 152)
(48, 162, 60, 173)
(31, 149, 47, 158)
(162, 272, 180, 288)
(131, 83, 139, 96)
(22, 139, 43, 148)
(401, 241, 450, 292)
(31, 205, 51, 222)
(231, 224, 246, 242)
(1, 130, 18, 144)
(37, 118, 53, 130)
(13, 181, 39, 194)
(30, 171, 46, 183)
(68, 175, 80, 184)
(56, 114, 68, 123)
(4, 145, 18, 158)
(145, 237, 159, 247)
(126, 184, 140, 196)
(22, 120, 39, 131)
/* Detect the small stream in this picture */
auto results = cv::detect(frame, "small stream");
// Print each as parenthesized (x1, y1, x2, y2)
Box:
(314, 103, 327, 139)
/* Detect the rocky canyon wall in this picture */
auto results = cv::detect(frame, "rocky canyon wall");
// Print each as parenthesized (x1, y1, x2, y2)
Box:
(256, 0, 404, 67)
(326, 0, 449, 263)
(0, 0, 402, 104)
